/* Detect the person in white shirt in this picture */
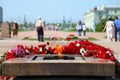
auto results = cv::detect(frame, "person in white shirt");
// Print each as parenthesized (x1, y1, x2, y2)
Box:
(35, 17, 44, 42)
(76, 20, 82, 36)
(103, 18, 115, 41)
(82, 23, 87, 36)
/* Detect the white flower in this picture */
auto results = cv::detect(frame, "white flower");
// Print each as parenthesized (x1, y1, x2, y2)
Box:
(8, 49, 12, 53)
(39, 48, 43, 52)
(76, 43, 80, 47)
(80, 48, 87, 56)
(26, 49, 30, 53)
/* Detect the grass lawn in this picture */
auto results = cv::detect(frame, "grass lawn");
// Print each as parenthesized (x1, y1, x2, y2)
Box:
(27, 36, 99, 41)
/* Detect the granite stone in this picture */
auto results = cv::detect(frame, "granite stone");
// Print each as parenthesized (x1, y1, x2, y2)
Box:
(2, 54, 115, 76)
(1, 22, 11, 38)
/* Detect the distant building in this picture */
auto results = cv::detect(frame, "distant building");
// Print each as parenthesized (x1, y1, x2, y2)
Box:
(0, 6, 3, 26)
(84, 5, 120, 32)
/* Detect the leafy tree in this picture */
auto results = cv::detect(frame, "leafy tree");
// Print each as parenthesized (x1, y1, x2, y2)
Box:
(28, 22, 33, 28)
(96, 18, 108, 32)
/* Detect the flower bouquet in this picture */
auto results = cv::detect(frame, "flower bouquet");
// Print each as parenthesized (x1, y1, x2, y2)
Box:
(3, 40, 117, 62)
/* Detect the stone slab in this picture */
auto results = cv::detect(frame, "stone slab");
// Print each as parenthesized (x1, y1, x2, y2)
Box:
(2, 54, 115, 76)
(1, 22, 11, 38)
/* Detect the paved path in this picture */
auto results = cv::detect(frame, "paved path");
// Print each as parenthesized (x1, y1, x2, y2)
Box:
(0, 30, 120, 61)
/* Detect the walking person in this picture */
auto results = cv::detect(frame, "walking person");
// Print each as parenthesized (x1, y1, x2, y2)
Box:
(103, 18, 115, 41)
(7, 21, 11, 38)
(82, 23, 87, 37)
(76, 20, 82, 37)
(114, 16, 120, 42)
(35, 17, 44, 42)
(13, 21, 19, 37)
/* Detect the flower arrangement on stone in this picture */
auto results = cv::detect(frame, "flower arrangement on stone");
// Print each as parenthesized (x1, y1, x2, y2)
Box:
(27, 44, 47, 54)
(5, 45, 27, 60)
(2, 39, 120, 78)
(4, 40, 117, 62)
(4, 44, 48, 60)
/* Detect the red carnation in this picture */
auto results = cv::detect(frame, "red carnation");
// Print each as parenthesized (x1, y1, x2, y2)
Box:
(0, 76, 4, 79)
(66, 37, 71, 41)
(109, 56, 116, 62)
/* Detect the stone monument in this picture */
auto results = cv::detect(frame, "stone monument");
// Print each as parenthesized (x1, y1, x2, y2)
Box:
(2, 54, 115, 77)
(1, 22, 11, 38)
